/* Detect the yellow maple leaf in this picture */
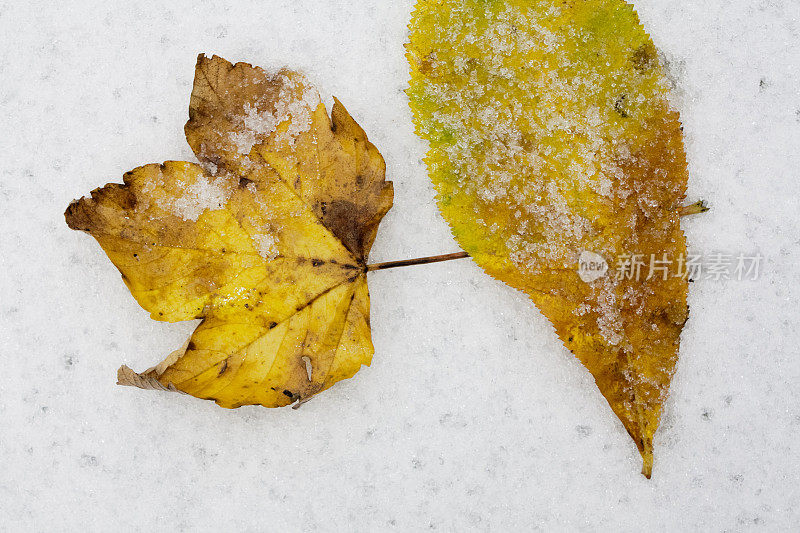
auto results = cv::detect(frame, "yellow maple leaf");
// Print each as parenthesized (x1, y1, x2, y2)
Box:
(408, 0, 693, 477)
(66, 54, 393, 409)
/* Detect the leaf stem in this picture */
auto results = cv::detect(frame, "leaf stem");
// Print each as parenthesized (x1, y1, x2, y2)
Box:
(369, 200, 707, 272)
(679, 200, 710, 216)
(366, 251, 470, 272)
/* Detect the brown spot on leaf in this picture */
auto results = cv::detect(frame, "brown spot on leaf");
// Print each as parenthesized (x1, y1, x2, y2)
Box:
(614, 95, 629, 118)
(316, 199, 368, 258)
(632, 43, 658, 72)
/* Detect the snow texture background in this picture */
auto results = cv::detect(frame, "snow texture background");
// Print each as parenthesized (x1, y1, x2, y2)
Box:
(1, 0, 799, 530)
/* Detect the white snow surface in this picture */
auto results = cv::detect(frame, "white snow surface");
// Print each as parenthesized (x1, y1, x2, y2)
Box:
(1, 1, 799, 531)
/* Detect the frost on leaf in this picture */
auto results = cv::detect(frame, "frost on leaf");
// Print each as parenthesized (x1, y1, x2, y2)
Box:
(408, 0, 690, 477)
(66, 54, 393, 409)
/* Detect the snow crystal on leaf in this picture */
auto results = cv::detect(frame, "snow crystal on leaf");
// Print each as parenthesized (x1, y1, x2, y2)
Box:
(170, 174, 232, 221)
(252, 233, 279, 260)
(143, 167, 234, 222)
(228, 72, 321, 155)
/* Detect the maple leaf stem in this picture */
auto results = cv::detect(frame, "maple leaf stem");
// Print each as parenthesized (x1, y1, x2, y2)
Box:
(366, 251, 470, 272)
(679, 200, 710, 216)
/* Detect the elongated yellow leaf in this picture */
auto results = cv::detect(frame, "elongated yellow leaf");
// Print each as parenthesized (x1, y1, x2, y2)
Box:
(408, 0, 690, 477)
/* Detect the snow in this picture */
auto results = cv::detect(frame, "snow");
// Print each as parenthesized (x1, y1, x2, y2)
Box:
(252, 233, 279, 261)
(145, 169, 233, 222)
(2, 0, 800, 531)
(228, 72, 320, 154)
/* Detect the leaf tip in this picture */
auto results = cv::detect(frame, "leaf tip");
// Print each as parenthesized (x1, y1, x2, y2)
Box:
(641, 447, 654, 479)
(116, 365, 138, 387)
(64, 199, 81, 230)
